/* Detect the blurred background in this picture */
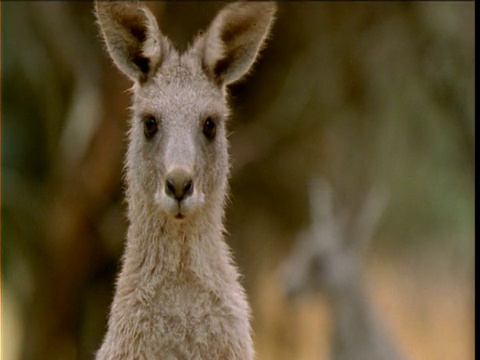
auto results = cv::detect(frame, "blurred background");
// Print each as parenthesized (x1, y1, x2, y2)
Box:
(1, 2, 474, 359)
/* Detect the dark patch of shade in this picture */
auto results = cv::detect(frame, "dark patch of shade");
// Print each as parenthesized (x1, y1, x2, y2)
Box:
(133, 55, 150, 74)
(220, 17, 256, 44)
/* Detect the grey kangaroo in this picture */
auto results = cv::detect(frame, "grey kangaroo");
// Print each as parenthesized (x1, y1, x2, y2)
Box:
(280, 177, 404, 360)
(94, 2, 276, 359)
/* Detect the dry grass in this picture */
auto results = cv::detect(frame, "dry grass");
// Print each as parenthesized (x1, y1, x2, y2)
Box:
(252, 255, 474, 360)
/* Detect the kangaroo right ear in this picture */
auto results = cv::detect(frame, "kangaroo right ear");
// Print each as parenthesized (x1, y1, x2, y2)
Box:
(94, 1, 168, 82)
(198, 2, 277, 87)
(347, 184, 389, 254)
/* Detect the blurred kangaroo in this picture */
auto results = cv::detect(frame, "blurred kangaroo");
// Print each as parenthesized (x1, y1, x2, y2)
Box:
(94, 1, 276, 359)
(280, 177, 404, 360)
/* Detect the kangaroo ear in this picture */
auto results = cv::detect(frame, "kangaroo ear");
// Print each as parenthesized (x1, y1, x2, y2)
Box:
(198, 2, 277, 87)
(94, 1, 168, 82)
(347, 184, 389, 254)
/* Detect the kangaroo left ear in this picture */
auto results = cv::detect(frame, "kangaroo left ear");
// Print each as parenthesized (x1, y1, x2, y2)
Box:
(95, 1, 169, 82)
(196, 2, 277, 87)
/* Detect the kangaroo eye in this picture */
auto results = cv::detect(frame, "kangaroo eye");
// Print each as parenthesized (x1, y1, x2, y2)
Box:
(203, 117, 216, 140)
(144, 116, 158, 138)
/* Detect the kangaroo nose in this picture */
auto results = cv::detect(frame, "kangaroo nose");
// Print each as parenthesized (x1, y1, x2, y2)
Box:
(165, 169, 194, 201)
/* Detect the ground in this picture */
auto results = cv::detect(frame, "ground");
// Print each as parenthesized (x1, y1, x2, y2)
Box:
(252, 254, 474, 360)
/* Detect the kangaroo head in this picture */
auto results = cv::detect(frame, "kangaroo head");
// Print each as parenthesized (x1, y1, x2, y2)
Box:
(281, 202, 361, 299)
(281, 178, 388, 298)
(95, 1, 276, 222)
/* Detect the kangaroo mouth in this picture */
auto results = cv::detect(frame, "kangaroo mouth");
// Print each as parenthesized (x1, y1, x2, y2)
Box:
(174, 213, 186, 220)
(154, 187, 204, 220)
(173, 202, 188, 220)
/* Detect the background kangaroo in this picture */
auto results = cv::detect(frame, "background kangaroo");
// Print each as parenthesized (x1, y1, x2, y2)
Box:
(94, 1, 276, 358)
(280, 177, 404, 360)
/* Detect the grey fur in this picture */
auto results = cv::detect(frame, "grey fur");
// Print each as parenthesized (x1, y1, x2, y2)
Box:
(94, 2, 276, 359)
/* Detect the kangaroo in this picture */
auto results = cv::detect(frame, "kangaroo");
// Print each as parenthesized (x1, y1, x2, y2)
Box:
(280, 177, 403, 360)
(94, 2, 276, 359)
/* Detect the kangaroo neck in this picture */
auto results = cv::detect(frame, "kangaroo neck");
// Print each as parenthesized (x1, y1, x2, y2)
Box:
(330, 281, 373, 332)
(328, 280, 399, 360)
(120, 196, 234, 287)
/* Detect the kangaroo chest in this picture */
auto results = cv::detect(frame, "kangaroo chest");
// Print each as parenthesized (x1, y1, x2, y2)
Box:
(110, 256, 248, 358)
